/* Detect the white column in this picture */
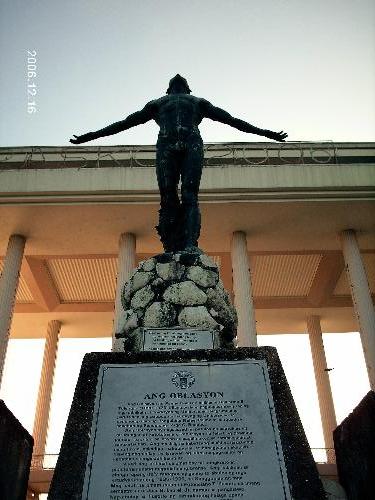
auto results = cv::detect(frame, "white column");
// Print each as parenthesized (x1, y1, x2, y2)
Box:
(341, 229, 375, 390)
(0, 234, 26, 385)
(231, 231, 257, 347)
(112, 233, 136, 350)
(307, 315, 337, 463)
(32, 320, 61, 457)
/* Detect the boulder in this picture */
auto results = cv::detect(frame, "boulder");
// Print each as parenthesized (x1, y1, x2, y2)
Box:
(142, 258, 156, 272)
(130, 271, 154, 294)
(130, 285, 154, 310)
(178, 306, 219, 330)
(199, 254, 217, 269)
(187, 266, 218, 288)
(206, 287, 237, 337)
(156, 261, 185, 281)
(143, 301, 177, 328)
(163, 281, 207, 306)
(116, 309, 139, 337)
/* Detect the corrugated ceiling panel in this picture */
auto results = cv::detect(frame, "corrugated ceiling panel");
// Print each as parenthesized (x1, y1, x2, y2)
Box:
(47, 258, 118, 302)
(16, 275, 34, 302)
(0, 260, 34, 302)
(334, 253, 375, 295)
(250, 254, 322, 297)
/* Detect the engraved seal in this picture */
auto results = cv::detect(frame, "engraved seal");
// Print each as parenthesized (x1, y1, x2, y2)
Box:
(171, 371, 195, 389)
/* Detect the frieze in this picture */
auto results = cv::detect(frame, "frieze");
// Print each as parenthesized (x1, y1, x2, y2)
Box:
(2, 142, 368, 171)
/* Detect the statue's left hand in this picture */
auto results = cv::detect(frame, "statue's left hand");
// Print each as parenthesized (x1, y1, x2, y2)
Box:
(263, 130, 288, 142)
(69, 132, 95, 144)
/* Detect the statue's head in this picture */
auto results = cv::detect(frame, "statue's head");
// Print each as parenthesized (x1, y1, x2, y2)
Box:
(166, 74, 191, 94)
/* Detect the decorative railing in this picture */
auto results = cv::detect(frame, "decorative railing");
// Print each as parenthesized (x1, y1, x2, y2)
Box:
(1, 142, 374, 170)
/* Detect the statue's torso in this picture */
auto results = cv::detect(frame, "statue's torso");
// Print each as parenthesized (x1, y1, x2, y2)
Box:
(152, 94, 204, 139)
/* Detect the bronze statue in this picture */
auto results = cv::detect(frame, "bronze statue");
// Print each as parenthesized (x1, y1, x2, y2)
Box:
(70, 74, 287, 252)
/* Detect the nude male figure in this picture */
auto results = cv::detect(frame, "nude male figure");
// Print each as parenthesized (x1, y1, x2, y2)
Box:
(70, 74, 287, 252)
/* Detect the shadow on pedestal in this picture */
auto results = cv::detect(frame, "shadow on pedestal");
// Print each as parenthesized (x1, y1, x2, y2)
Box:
(334, 390, 375, 500)
(0, 400, 34, 500)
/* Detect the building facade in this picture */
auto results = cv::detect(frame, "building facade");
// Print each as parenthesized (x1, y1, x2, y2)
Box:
(0, 141, 374, 495)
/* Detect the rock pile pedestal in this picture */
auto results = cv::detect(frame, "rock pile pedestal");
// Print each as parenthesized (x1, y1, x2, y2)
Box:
(114, 251, 237, 351)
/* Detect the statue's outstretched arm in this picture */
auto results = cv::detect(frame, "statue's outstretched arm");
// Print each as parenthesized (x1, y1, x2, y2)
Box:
(69, 102, 154, 144)
(202, 100, 287, 142)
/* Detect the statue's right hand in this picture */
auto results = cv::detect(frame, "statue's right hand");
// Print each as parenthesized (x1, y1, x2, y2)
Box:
(69, 132, 94, 144)
(263, 130, 288, 142)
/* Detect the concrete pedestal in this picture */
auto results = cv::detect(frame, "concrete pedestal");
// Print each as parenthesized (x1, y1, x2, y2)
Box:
(334, 391, 375, 500)
(49, 348, 325, 499)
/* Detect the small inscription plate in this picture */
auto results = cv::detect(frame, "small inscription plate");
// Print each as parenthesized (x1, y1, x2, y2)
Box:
(82, 361, 291, 499)
(142, 328, 214, 351)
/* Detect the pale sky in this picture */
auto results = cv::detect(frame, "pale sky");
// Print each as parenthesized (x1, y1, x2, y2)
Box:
(0, 0, 374, 146)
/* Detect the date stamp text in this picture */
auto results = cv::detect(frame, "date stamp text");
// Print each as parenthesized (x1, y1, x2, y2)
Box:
(27, 50, 37, 114)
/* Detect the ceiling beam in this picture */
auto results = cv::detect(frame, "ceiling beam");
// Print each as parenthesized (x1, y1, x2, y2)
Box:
(254, 296, 356, 309)
(254, 297, 312, 309)
(55, 303, 113, 312)
(14, 303, 46, 313)
(14, 296, 363, 313)
(21, 257, 61, 311)
(307, 253, 345, 307)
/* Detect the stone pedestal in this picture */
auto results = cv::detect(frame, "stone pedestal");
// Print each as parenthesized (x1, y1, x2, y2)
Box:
(114, 251, 237, 351)
(0, 400, 34, 500)
(334, 390, 375, 500)
(49, 348, 325, 499)
(50, 249, 325, 499)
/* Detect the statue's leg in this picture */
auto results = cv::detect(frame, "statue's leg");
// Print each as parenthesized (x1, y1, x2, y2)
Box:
(180, 134, 204, 250)
(155, 140, 181, 252)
